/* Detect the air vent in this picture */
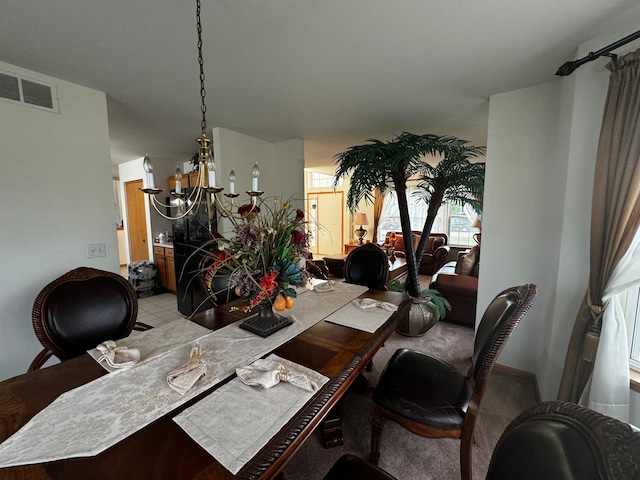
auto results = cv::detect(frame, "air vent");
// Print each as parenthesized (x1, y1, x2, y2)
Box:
(0, 72, 20, 101)
(0, 70, 59, 113)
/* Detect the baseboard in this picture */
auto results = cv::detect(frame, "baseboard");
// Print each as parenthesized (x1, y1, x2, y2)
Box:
(494, 363, 541, 402)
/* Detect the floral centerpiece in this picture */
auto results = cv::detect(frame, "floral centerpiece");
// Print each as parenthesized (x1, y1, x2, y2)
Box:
(201, 196, 311, 336)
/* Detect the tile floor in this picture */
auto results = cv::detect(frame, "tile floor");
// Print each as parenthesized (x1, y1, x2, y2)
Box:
(120, 265, 183, 328)
(137, 293, 183, 328)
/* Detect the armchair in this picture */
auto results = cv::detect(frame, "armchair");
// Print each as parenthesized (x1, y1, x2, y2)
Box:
(392, 232, 448, 275)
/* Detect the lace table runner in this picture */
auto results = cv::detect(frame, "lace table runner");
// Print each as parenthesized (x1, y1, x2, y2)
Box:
(324, 300, 397, 333)
(174, 354, 329, 474)
(0, 283, 367, 468)
(87, 319, 210, 371)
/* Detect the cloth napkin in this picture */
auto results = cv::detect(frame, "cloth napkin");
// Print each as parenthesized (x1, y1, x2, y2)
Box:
(95, 340, 141, 370)
(236, 357, 324, 392)
(166, 344, 207, 395)
(313, 280, 335, 292)
(351, 297, 398, 312)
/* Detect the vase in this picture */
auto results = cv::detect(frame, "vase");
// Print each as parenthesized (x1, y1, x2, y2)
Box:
(203, 274, 239, 306)
(239, 296, 293, 337)
(395, 297, 437, 337)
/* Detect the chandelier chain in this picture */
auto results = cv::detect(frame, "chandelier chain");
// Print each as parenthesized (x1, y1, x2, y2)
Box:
(196, 0, 207, 135)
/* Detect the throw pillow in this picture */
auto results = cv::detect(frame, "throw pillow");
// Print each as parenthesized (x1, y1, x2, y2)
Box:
(455, 245, 479, 276)
(425, 236, 435, 253)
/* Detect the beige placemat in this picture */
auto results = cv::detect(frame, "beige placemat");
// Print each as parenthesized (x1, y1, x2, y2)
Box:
(324, 300, 396, 333)
(173, 355, 329, 474)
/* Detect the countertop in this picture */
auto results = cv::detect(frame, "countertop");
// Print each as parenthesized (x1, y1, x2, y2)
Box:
(153, 242, 174, 248)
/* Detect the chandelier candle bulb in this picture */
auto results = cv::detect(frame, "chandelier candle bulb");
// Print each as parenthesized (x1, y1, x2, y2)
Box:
(143, 154, 155, 189)
(207, 152, 216, 187)
(252, 163, 260, 191)
(229, 170, 236, 194)
(175, 167, 182, 194)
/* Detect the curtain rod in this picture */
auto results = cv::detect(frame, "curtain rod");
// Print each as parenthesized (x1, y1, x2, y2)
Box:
(555, 29, 640, 76)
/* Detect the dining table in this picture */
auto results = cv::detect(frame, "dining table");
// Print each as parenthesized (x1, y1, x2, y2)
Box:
(0, 286, 410, 480)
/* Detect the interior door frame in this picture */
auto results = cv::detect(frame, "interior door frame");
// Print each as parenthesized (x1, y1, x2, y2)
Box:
(307, 191, 344, 256)
(124, 179, 150, 263)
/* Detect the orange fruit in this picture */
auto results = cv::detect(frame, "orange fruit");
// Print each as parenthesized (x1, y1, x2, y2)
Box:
(285, 296, 295, 309)
(273, 294, 287, 311)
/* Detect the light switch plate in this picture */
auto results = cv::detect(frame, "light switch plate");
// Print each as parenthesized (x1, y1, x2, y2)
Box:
(87, 243, 106, 258)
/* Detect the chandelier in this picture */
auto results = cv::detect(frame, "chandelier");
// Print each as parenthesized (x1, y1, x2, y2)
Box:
(140, 0, 262, 224)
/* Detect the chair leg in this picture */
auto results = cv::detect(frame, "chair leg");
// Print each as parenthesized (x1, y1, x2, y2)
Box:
(369, 404, 385, 465)
(460, 423, 475, 480)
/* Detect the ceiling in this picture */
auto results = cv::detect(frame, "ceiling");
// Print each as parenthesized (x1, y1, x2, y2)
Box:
(0, 1, 637, 175)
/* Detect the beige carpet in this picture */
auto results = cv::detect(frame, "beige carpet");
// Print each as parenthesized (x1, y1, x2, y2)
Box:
(282, 320, 539, 480)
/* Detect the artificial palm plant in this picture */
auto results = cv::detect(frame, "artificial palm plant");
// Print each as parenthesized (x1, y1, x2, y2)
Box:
(333, 132, 485, 298)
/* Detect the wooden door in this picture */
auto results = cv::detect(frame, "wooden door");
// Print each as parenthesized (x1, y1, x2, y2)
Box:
(309, 192, 344, 256)
(125, 179, 149, 262)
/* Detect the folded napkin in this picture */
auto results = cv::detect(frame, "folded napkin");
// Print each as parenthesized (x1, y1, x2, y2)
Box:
(313, 280, 335, 293)
(95, 340, 141, 370)
(351, 298, 398, 312)
(167, 344, 207, 395)
(236, 357, 324, 392)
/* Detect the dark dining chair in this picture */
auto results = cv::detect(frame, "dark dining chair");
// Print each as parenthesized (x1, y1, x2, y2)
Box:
(344, 243, 390, 289)
(325, 400, 640, 480)
(486, 400, 640, 480)
(369, 284, 537, 480)
(28, 267, 151, 372)
(306, 258, 329, 280)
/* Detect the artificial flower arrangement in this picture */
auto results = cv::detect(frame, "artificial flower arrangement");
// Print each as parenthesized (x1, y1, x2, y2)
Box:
(202, 196, 311, 314)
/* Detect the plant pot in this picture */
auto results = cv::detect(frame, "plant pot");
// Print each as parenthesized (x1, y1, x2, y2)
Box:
(396, 297, 437, 337)
(239, 297, 293, 337)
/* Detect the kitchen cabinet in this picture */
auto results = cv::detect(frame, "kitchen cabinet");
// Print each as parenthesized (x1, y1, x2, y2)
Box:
(154, 246, 176, 293)
(168, 171, 200, 191)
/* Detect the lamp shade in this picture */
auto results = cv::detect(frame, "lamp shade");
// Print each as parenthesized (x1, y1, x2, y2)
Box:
(353, 213, 369, 226)
(471, 217, 482, 229)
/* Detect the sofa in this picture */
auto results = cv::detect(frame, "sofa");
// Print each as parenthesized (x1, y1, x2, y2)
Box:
(391, 231, 449, 275)
(429, 244, 479, 326)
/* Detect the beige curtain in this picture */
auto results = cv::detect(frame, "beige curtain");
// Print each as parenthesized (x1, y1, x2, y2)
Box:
(372, 188, 384, 243)
(558, 48, 640, 402)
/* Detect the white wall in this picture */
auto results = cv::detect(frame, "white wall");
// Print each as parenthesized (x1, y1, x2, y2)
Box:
(213, 127, 304, 236)
(481, 80, 573, 391)
(0, 61, 115, 380)
(481, 5, 640, 407)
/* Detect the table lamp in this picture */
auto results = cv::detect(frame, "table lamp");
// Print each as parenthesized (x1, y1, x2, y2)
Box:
(471, 217, 482, 244)
(353, 213, 370, 245)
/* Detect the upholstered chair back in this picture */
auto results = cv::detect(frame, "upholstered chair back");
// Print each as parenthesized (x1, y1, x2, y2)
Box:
(487, 401, 640, 480)
(29, 267, 138, 371)
(344, 243, 390, 289)
(469, 285, 534, 390)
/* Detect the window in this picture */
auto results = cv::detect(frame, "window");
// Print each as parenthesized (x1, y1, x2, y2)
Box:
(310, 172, 342, 189)
(377, 188, 479, 246)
